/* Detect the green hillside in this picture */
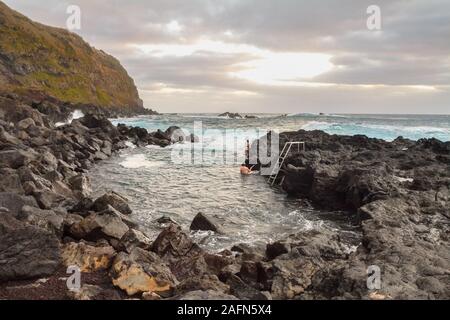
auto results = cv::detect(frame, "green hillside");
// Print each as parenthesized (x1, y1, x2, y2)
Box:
(0, 1, 143, 110)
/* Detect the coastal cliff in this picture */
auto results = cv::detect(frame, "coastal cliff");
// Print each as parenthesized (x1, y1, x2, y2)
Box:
(0, 1, 146, 113)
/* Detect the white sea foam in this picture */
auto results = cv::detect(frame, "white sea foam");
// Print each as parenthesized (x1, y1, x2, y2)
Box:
(301, 121, 335, 130)
(124, 141, 136, 149)
(145, 144, 164, 149)
(302, 121, 450, 137)
(182, 115, 225, 119)
(119, 154, 164, 169)
(394, 176, 413, 183)
(55, 110, 84, 127)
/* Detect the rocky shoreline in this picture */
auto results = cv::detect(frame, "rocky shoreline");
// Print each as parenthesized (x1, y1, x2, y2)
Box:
(1, 95, 449, 300)
(257, 129, 449, 299)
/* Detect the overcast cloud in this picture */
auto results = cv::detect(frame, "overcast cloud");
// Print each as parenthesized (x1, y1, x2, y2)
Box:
(4, 0, 450, 113)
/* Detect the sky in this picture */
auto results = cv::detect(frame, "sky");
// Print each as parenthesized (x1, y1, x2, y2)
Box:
(4, 0, 450, 114)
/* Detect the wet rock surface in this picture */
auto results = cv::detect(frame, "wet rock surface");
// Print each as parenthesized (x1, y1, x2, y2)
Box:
(190, 212, 222, 233)
(253, 130, 450, 299)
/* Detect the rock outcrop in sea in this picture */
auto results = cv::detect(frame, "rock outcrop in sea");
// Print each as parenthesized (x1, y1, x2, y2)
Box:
(218, 112, 259, 119)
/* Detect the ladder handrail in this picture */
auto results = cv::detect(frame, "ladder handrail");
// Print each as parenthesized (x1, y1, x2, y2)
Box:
(269, 142, 289, 176)
(268, 141, 305, 186)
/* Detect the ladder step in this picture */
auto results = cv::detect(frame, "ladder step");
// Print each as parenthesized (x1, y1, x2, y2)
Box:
(267, 141, 305, 187)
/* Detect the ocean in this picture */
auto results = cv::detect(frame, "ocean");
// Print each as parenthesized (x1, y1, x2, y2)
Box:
(88, 113, 449, 251)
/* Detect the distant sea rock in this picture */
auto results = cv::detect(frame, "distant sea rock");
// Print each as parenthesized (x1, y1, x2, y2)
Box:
(218, 112, 243, 119)
(218, 112, 258, 119)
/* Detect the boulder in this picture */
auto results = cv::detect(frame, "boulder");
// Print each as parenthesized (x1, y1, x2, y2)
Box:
(156, 215, 178, 225)
(0, 225, 61, 281)
(164, 126, 185, 143)
(111, 248, 178, 296)
(99, 205, 137, 228)
(78, 114, 112, 130)
(190, 212, 222, 233)
(93, 191, 132, 215)
(231, 243, 266, 262)
(69, 209, 129, 241)
(34, 190, 65, 209)
(0, 149, 36, 169)
(270, 255, 316, 299)
(175, 274, 230, 295)
(69, 197, 94, 215)
(266, 241, 290, 260)
(335, 167, 397, 211)
(119, 228, 152, 253)
(19, 205, 64, 236)
(0, 211, 23, 236)
(0, 126, 22, 146)
(44, 170, 64, 183)
(151, 224, 207, 277)
(38, 151, 58, 173)
(17, 118, 36, 130)
(0, 168, 24, 193)
(26, 124, 48, 138)
(0, 192, 38, 218)
(18, 166, 53, 190)
(152, 224, 197, 260)
(63, 213, 84, 230)
(227, 274, 269, 300)
(69, 174, 92, 198)
(61, 242, 116, 272)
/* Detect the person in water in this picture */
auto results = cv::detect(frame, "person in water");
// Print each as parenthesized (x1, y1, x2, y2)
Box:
(240, 164, 255, 175)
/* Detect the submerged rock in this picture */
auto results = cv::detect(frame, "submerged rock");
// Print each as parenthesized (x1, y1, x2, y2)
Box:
(190, 212, 222, 233)
(156, 215, 178, 225)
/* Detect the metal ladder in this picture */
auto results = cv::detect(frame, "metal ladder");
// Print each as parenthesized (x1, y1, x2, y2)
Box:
(267, 141, 305, 186)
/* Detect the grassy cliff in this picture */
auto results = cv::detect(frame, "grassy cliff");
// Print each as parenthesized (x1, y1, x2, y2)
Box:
(0, 1, 144, 111)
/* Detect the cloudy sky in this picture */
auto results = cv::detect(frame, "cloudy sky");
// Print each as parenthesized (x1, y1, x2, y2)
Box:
(4, 0, 450, 114)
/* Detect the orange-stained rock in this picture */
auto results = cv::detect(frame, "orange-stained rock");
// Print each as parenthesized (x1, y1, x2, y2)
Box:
(110, 248, 178, 297)
(61, 242, 116, 272)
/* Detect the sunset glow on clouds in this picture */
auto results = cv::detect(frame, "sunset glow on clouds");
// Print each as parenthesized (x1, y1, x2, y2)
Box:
(5, 0, 450, 113)
(135, 40, 334, 85)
